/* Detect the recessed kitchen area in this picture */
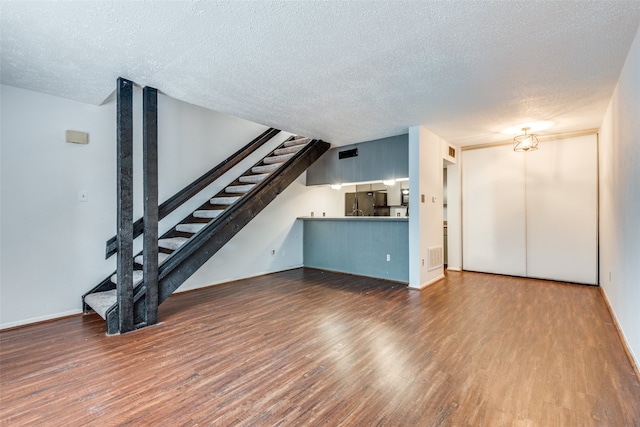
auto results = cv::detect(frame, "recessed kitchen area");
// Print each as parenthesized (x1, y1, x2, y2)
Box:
(344, 179, 409, 217)
(298, 130, 459, 286)
(296, 125, 462, 290)
(299, 134, 411, 282)
(305, 134, 411, 219)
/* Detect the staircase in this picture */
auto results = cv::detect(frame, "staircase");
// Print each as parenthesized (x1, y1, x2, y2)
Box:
(82, 83, 329, 335)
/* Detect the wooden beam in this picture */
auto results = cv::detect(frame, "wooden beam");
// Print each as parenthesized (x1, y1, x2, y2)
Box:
(143, 86, 159, 326)
(116, 77, 134, 334)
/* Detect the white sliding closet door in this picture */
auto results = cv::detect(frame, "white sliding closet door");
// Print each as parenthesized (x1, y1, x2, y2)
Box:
(525, 135, 597, 284)
(462, 145, 527, 276)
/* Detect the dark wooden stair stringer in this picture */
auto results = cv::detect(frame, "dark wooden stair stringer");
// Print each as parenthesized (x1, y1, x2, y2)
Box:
(104, 127, 281, 259)
(83, 129, 285, 314)
(84, 138, 329, 335)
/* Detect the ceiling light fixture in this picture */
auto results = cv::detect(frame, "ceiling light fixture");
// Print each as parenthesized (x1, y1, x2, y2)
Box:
(513, 127, 539, 152)
(330, 184, 342, 190)
(382, 179, 396, 186)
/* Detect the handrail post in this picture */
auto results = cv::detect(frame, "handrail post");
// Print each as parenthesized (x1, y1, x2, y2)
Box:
(116, 77, 134, 333)
(143, 86, 159, 325)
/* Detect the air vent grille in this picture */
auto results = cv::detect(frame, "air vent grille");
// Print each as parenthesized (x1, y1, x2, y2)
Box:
(428, 247, 443, 271)
(339, 148, 358, 159)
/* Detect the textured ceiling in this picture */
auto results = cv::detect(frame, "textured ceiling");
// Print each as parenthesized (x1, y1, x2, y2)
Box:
(2, 1, 640, 146)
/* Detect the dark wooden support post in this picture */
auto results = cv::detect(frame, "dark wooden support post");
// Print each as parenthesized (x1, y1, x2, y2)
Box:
(143, 86, 159, 326)
(116, 77, 134, 334)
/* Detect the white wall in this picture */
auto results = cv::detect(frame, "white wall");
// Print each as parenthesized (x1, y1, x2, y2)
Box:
(598, 25, 640, 369)
(408, 126, 444, 289)
(0, 84, 339, 328)
(179, 174, 345, 291)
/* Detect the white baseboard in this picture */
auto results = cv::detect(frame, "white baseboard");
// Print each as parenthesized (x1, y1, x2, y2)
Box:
(409, 273, 445, 290)
(1, 309, 83, 330)
(446, 267, 462, 271)
(303, 266, 408, 285)
(599, 287, 640, 380)
(1, 266, 308, 330)
(175, 264, 306, 293)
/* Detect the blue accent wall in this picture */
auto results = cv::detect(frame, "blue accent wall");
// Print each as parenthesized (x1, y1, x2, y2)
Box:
(302, 217, 409, 283)
(306, 134, 408, 185)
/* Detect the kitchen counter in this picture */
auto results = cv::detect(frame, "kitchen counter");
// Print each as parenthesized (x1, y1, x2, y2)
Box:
(298, 216, 408, 222)
(299, 216, 409, 283)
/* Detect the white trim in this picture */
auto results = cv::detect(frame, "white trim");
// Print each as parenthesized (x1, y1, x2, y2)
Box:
(1, 266, 307, 330)
(600, 287, 640, 378)
(461, 128, 599, 151)
(408, 273, 445, 290)
(446, 267, 462, 272)
(302, 266, 408, 285)
(1, 309, 83, 330)
(175, 264, 306, 293)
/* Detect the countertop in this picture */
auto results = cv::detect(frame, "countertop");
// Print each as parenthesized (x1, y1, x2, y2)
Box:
(298, 216, 409, 222)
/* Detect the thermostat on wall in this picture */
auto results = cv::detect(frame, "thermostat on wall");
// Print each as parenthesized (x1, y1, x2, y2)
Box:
(66, 130, 89, 144)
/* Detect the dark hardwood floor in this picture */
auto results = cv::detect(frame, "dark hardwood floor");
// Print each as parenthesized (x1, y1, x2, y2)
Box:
(2, 268, 639, 426)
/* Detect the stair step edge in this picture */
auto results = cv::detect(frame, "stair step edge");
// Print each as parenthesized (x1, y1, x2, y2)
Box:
(158, 237, 189, 250)
(263, 153, 294, 164)
(110, 270, 144, 286)
(274, 145, 305, 156)
(210, 196, 241, 205)
(252, 164, 280, 174)
(84, 289, 117, 320)
(239, 173, 269, 183)
(134, 252, 171, 266)
(176, 223, 208, 233)
(193, 209, 224, 218)
(225, 184, 255, 194)
(283, 137, 310, 147)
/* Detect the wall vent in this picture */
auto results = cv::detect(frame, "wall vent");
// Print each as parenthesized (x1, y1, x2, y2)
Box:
(339, 148, 358, 159)
(448, 146, 456, 158)
(428, 246, 443, 271)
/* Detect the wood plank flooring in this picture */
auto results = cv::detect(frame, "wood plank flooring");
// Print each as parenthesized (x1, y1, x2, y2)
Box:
(1, 268, 639, 426)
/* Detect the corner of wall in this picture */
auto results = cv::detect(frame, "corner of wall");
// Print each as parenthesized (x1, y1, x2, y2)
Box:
(596, 22, 640, 376)
(408, 126, 445, 289)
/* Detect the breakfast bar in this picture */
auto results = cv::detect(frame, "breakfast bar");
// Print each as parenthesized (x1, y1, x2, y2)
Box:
(299, 216, 409, 283)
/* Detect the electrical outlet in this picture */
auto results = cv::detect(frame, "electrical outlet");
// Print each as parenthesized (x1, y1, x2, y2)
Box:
(386, 254, 390, 262)
(78, 190, 89, 202)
